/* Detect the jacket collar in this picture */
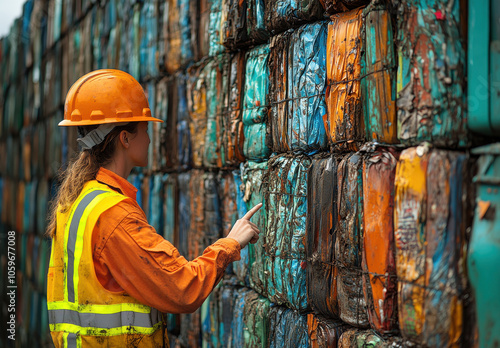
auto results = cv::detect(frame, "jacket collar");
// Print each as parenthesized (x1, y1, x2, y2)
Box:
(96, 167, 138, 201)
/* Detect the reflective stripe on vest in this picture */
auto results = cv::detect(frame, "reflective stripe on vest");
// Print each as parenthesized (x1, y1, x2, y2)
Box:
(48, 187, 162, 347)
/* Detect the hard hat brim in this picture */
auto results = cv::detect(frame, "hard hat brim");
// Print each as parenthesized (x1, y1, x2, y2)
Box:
(58, 116, 164, 126)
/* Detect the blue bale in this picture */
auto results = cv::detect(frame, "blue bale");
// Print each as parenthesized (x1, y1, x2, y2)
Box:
(265, 155, 311, 310)
(242, 161, 269, 296)
(269, 22, 328, 155)
(268, 306, 310, 348)
(243, 45, 272, 162)
(468, 144, 500, 348)
(264, 0, 324, 35)
(395, 0, 467, 147)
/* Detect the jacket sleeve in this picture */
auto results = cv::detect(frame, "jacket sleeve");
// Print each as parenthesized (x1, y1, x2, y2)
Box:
(93, 209, 241, 314)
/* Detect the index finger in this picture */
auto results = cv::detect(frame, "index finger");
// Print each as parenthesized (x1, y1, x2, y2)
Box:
(242, 203, 263, 220)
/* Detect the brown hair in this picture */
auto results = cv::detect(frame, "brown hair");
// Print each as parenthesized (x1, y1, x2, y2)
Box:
(46, 122, 139, 237)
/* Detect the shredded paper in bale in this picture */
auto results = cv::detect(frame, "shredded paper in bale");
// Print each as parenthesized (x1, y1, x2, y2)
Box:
(362, 148, 399, 334)
(243, 44, 271, 162)
(395, 0, 467, 147)
(307, 314, 349, 348)
(268, 306, 310, 348)
(264, 0, 324, 35)
(265, 155, 310, 310)
(242, 161, 268, 295)
(306, 155, 339, 318)
(337, 152, 369, 327)
(361, 4, 397, 144)
(394, 146, 468, 346)
(325, 8, 365, 152)
(269, 22, 328, 154)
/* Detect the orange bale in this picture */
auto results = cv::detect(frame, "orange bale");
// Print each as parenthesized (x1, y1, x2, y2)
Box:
(325, 8, 365, 152)
(307, 313, 348, 348)
(362, 148, 399, 334)
(394, 145, 429, 341)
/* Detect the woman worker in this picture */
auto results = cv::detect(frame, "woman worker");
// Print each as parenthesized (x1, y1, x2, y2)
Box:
(46, 69, 262, 347)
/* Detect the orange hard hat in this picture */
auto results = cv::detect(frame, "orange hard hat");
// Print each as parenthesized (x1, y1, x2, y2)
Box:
(59, 69, 163, 126)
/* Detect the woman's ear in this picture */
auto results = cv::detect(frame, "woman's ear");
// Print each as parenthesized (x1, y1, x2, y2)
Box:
(118, 130, 130, 149)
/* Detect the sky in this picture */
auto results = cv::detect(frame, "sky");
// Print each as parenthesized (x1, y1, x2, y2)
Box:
(0, 0, 26, 38)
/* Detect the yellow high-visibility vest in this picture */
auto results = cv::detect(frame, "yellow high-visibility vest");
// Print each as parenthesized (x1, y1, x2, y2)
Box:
(47, 181, 165, 347)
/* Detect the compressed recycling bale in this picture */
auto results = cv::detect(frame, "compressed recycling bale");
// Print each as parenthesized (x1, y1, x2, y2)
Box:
(218, 280, 238, 346)
(155, 77, 178, 170)
(196, 0, 211, 60)
(36, 179, 49, 236)
(187, 62, 209, 167)
(268, 306, 310, 348)
(161, 0, 195, 73)
(243, 290, 270, 347)
(204, 172, 222, 246)
(228, 287, 250, 347)
(176, 73, 193, 170)
(188, 170, 206, 260)
(306, 155, 340, 318)
(221, 0, 248, 49)
(338, 329, 387, 348)
(202, 289, 219, 348)
(162, 174, 178, 247)
(204, 55, 229, 168)
(177, 172, 191, 257)
(265, 155, 311, 310)
(307, 314, 349, 348)
(264, 0, 324, 35)
(361, 4, 397, 144)
(337, 152, 369, 327)
(209, 0, 225, 57)
(325, 8, 365, 152)
(362, 148, 399, 333)
(221, 0, 270, 48)
(395, 0, 467, 147)
(468, 144, 500, 348)
(242, 160, 268, 295)
(394, 145, 468, 346)
(180, 310, 201, 348)
(149, 174, 164, 234)
(324, 0, 370, 14)
(243, 44, 272, 162)
(139, 0, 158, 80)
(219, 170, 249, 282)
(222, 52, 246, 166)
(269, 22, 328, 154)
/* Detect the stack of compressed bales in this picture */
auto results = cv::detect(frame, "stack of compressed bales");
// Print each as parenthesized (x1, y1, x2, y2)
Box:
(0, 0, 493, 346)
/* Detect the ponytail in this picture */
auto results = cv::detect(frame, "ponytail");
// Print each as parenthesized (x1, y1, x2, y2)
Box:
(46, 122, 139, 237)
